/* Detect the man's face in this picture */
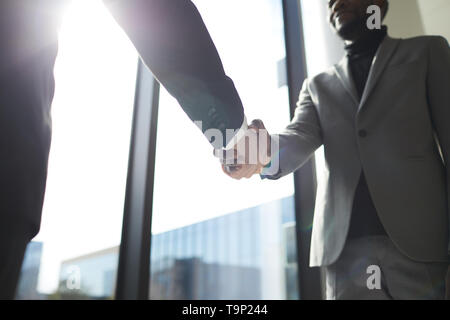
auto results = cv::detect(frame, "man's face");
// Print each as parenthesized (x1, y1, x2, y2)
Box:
(327, 0, 376, 40)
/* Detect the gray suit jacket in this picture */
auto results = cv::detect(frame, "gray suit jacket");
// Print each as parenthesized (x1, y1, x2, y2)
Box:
(264, 35, 450, 267)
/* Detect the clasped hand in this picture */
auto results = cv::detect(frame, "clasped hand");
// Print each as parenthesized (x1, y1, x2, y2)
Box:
(214, 119, 271, 180)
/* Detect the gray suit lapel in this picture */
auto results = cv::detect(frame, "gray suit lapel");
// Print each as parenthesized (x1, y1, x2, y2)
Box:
(334, 57, 359, 107)
(358, 36, 401, 113)
(333, 36, 401, 115)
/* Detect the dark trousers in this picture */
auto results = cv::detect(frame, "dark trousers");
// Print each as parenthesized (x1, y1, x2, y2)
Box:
(0, 1, 60, 299)
(0, 223, 33, 299)
(0, 47, 55, 299)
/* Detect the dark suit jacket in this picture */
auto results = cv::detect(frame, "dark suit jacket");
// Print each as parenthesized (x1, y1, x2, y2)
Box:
(0, 0, 243, 237)
(104, 0, 244, 147)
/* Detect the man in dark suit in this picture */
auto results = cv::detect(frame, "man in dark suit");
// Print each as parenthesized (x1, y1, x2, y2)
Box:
(222, 0, 450, 299)
(0, 0, 245, 299)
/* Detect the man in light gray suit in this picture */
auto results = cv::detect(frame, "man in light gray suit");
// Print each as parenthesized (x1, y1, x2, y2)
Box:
(221, 0, 450, 299)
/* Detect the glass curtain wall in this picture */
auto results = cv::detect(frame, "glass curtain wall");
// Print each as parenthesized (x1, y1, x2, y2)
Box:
(15, 0, 138, 300)
(150, 0, 299, 300)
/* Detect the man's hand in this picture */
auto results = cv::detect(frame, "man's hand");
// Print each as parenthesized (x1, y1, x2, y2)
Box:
(215, 119, 271, 180)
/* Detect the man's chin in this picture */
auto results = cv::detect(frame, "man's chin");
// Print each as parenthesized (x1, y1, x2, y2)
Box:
(335, 18, 366, 41)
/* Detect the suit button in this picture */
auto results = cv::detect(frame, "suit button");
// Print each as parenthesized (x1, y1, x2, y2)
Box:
(358, 129, 367, 138)
(208, 107, 217, 117)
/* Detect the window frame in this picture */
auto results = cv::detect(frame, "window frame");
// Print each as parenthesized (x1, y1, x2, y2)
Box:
(115, 61, 160, 300)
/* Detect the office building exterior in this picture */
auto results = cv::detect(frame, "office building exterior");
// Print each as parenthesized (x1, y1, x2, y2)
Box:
(55, 195, 297, 299)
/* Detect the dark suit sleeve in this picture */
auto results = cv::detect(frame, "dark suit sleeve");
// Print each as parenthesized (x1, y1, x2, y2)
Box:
(426, 36, 450, 251)
(103, 0, 244, 148)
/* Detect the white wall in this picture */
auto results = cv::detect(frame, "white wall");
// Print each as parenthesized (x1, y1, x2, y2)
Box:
(385, 0, 450, 42)
(417, 0, 450, 42)
(384, 0, 425, 38)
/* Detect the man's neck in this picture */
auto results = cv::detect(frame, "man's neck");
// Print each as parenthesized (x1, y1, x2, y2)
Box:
(344, 26, 388, 56)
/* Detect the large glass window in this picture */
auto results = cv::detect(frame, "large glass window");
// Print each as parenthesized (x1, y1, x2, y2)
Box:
(15, 0, 138, 300)
(299, 0, 344, 197)
(150, 0, 299, 300)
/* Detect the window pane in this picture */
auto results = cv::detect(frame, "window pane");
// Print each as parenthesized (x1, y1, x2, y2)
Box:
(299, 0, 344, 212)
(150, 0, 299, 300)
(15, 0, 137, 300)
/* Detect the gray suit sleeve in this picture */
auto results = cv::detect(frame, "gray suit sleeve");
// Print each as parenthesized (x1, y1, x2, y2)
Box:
(261, 79, 323, 180)
(426, 36, 450, 251)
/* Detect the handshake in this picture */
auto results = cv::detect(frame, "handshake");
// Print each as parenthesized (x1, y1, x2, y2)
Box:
(214, 119, 274, 180)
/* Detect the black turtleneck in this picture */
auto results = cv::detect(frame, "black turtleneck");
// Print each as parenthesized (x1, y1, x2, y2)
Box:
(346, 26, 388, 239)
(345, 26, 388, 99)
